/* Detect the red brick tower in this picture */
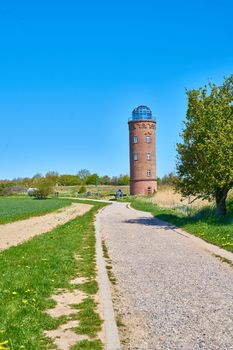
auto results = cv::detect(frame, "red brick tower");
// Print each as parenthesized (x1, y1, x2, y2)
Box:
(128, 105, 157, 195)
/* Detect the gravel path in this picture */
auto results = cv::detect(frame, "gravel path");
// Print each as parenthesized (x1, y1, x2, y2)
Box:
(0, 203, 92, 251)
(99, 202, 233, 350)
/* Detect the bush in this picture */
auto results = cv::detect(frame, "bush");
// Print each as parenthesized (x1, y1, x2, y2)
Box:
(32, 179, 54, 199)
(0, 183, 16, 196)
(78, 186, 86, 194)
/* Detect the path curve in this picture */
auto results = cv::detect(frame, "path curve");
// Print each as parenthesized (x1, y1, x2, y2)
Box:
(99, 202, 233, 350)
(0, 203, 92, 251)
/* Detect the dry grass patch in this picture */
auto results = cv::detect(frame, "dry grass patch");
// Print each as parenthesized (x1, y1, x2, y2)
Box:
(151, 185, 213, 209)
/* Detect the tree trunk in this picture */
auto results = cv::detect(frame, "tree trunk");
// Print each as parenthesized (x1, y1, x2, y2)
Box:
(215, 188, 229, 216)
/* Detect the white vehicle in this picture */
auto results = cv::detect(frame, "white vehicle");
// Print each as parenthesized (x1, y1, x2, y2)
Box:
(27, 188, 38, 197)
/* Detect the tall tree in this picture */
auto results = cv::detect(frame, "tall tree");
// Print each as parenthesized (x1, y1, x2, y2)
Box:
(58, 174, 81, 186)
(86, 173, 99, 185)
(99, 175, 111, 185)
(176, 75, 233, 216)
(77, 169, 90, 183)
(45, 171, 59, 184)
(117, 174, 130, 186)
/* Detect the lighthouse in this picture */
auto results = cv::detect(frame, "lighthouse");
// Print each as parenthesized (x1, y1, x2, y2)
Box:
(128, 105, 157, 195)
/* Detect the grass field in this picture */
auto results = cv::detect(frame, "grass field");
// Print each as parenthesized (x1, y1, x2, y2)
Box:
(56, 185, 130, 199)
(125, 196, 233, 253)
(0, 200, 107, 350)
(0, 197, 74, 224)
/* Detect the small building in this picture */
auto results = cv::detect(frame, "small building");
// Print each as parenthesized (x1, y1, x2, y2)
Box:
(128, 105, 157, 195)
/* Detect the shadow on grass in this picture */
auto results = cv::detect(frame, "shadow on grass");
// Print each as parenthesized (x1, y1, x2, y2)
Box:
(125, 196, 233, 232)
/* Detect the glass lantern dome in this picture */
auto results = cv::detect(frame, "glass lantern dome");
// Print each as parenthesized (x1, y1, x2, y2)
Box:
(132, 105, 153, 120)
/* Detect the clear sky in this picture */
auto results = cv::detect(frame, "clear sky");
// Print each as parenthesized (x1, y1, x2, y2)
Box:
(1, 0, 233, 179)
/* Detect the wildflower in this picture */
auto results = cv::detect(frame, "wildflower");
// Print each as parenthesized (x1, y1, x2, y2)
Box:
(22, 299, 28, 304)
(222, 242, 233, 247)
(12, 292, 17, 295)
(0, 340, 10, 350)
(25, 289, 31, 293)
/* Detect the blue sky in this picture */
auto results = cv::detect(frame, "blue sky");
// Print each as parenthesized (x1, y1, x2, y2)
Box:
(1, 0, 233, 179)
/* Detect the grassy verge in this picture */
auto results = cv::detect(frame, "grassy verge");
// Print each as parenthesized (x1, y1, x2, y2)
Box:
(101, 240, 125, 339)
(124, 197, 233, 253)
(0, 200, 107, 350)
(102, 240, 116, 285)
(0, 197, 74, 224)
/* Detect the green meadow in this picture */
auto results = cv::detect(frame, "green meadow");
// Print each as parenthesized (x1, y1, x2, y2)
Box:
(0, 199, 107, 350)
(0, 197, 74, 224)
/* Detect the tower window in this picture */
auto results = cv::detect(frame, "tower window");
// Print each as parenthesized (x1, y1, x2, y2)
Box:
(146, 136, 151, 143)
(147, 153, 151, 160)
(134, 136, 138, 143)
(147, 169, 151, 177)
(134, 153, 138, 161)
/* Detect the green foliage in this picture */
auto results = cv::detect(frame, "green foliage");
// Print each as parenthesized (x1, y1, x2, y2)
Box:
(77, 169, 91, 182)
(111, 174, 130, 186)
(0, 197, 73, 224)
(0, 201, 106, 349)
(1, 171, 130, 189)
(45, 171, 59, 184)
(118, 174, 130, 186)
(176, 75, 233, 215)
(58, 174, 81, 186)
(99, 175, 111, 185)
(0, 183, 17, 196)
(32, 178, 54, 199)
(86, 174, 99, 185)
(78, 186, 87, 194)
(11, 177, 32, 187)
(71, 340, 103, 350)
(102, 240, 116, 285)
(157, 172, 177, 187)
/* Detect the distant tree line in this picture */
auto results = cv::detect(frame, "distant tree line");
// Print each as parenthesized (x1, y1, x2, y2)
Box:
(1, 171, 179, 191)
(0, 169, 177, 197)
(0, 169, 130, 190)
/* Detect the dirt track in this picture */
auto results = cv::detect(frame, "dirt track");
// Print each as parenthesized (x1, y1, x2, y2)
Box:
(0, 203, 92, 251)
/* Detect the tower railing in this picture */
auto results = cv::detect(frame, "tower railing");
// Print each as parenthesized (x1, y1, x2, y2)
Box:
(128, 116, 156, 121)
